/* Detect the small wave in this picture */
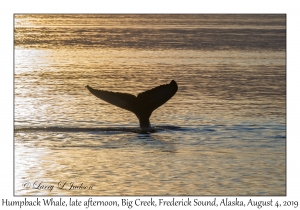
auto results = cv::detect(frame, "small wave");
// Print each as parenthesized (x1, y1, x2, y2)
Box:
(14, 126, 181, 134)
(202, 128, 216, 132)
(274, 135, 286, 139)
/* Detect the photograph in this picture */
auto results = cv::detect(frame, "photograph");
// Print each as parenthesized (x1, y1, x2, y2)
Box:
(14, 14, 286, 196)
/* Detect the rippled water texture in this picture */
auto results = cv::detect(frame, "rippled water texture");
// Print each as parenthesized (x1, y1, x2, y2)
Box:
(14, 14, 286, 196)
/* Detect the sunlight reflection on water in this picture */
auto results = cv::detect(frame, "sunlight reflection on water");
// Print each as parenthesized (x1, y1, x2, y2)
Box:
(14, 15, 285, 196)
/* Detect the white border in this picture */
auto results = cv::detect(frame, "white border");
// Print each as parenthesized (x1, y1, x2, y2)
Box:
(1, 0, 299, 209)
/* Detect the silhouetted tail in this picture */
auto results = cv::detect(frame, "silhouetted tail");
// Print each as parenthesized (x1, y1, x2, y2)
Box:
(86, 80, 178, 129)
(136, 80, 178, 113)
(86, 85, 137, 113)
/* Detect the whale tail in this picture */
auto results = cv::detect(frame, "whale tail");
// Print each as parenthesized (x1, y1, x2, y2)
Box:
(86, 80, 178, 130)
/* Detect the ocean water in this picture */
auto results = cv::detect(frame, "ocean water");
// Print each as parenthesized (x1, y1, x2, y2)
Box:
(14, 14, 286, 196)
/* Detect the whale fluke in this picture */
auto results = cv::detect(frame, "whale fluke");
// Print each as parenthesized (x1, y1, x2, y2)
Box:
(86, 80, 178, 131)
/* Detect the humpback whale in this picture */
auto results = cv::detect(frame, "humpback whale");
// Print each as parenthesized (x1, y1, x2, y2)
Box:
(86, 80, 178, 132)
